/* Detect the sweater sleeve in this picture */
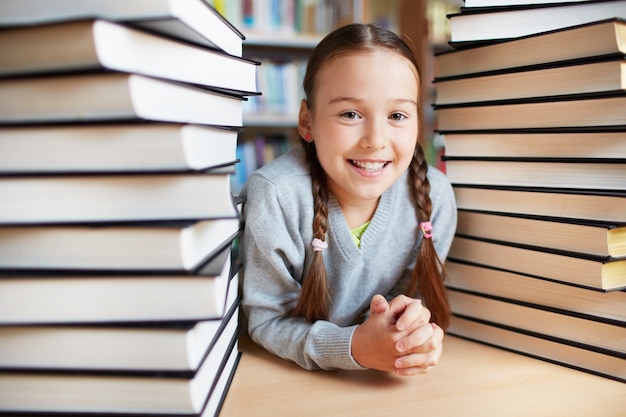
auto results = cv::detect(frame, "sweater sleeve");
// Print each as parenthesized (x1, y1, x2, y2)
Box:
(240, 172, 364, 371)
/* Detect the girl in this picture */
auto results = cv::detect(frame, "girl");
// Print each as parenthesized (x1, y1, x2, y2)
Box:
(240, 23, 457, 376)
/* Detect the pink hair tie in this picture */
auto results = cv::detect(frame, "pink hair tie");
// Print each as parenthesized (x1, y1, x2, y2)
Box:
(420, 222, 433, 239)
(312, 238, 328, 252)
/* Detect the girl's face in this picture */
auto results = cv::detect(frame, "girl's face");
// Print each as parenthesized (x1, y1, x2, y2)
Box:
(300, 50, 419, 214)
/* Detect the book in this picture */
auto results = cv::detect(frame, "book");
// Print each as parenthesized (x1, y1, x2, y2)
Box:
(456, 210, 626, 258)
(434, 59, 626, 105)
(445, 261, 626, 322)
(0, 218, 240, 271)
(0, 0, 245, 57)
(0, 171, 238, 223)
(0, 19, 258, 94)
(448, 236, 626, 291)
(0, 318, 241, 415)
(202, 346, 241, 417)
(0, 72, 244, 127)
(441, 131, 626, 159)
(0, 277, 239, 371)
(448, 289, 625, 355)
(436, 18, 626, 78)
(448, 316, 626, 382)
(443, 159, 626, 191)
(0, 123, 239, 174)
(435, 95, 626, 131)
(448, 0, 626, 43)
(453, 186, 626, 223)
(0, 246, 236, 324)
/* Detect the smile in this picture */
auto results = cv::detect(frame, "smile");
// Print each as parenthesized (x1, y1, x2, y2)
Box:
(350, 160, 388, 172)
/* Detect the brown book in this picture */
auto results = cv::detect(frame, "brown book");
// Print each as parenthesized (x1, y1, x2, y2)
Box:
(448, 289, 625, 355)
(436, 18, 626, 78)
(456, 210, 626, 258)
(435, 59, 626, 106)
(448, 316, 626, 382)
(444, 159, 626, 191)
(441, 131, 626, 159)
(448, 1, 626, 43)
(448, 236, 626, 291)
(435, 94, 626, 131)
(445, 261, 626, 322)
(453, 186, 626, 223)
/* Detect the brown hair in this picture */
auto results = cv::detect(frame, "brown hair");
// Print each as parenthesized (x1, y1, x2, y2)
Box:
(292, 23, 450, 329)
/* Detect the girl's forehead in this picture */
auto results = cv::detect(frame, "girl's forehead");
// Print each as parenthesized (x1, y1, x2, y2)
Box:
(318, 50, 418, 80)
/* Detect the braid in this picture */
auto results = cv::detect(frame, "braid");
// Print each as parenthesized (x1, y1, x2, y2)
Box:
(292, 142, 331, 322)
(407, 145, 451, 330)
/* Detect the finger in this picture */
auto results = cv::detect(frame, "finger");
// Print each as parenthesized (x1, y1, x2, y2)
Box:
(394, 299, 430, 332)
(369, 294, 389, 315)
(394, 365, 433, 377)
(394, 347, 442, 372)
(395, 322, 435, 353)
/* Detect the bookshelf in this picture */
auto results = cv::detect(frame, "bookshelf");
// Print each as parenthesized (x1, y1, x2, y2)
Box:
(217, 0, 460, 192)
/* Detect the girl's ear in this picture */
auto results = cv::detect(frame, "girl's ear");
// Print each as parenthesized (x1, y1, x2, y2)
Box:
(298, 99, 312, 140)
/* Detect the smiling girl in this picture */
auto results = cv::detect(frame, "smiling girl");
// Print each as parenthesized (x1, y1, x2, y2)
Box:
(239, 23, 457, 376)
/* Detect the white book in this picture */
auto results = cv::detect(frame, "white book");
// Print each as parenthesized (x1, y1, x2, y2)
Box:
(0, 19, 258, 94)
(0, 72, 244, 127)
(0, 0, 245, 56)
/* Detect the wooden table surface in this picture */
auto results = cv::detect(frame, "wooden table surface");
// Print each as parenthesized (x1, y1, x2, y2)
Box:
(220, 334, 625, 417)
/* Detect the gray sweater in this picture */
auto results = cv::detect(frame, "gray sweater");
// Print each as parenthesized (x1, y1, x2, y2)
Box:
(240, 146, 457, 371)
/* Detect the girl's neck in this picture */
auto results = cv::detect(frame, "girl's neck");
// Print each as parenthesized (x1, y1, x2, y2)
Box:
(337, 197, 379, 229)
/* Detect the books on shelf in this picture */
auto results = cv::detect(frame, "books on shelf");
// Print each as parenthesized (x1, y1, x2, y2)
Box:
(434, 58, 626, 105)
(0, 72, 245, 127)
(441, 131, 626, 159)
(0, 246, 236, 325)
(448, 0, 626, 43)
(0, 124, 239, 173)
(448, 316, 625, 382)
(453, 186, 626, 223)
(0, 19, 259, 94)
(445, 261, 626, 322)
(0, 2, 249, 415)
(456, 210, 626, 258)
(0, 275, 239, 371)
(438, 0, 626, 383)
(0, 0, 245, 56)
(444, 159, 626, 191)
(435, 18, 626, 79)
(0, 171, 238, 223)
(448, 236, 626, 291)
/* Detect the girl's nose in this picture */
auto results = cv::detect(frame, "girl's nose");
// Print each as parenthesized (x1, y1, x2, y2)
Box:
(360, 118, 387, 150)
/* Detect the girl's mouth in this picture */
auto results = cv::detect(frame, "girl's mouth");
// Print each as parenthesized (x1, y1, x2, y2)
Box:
(350, 160, 388, 172)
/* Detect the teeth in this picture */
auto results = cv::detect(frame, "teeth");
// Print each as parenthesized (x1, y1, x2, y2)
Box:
(352, 160, 386, 172)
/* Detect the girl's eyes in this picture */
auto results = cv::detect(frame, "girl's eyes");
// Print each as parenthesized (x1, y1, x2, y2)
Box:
(340, 111, 360, 119)
(389, 112, 407, 121)
(339, 112, 408, 121)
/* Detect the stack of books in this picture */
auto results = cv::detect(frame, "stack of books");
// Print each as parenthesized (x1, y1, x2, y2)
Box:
(0, 0, 258, 415)
(434, 1, 626, 381)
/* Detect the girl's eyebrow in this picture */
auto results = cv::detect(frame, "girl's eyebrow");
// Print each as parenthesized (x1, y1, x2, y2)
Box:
(327, 96, 418, 106)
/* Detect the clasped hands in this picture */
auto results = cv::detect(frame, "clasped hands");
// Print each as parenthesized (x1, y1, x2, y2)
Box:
(351, 294, 444, 376)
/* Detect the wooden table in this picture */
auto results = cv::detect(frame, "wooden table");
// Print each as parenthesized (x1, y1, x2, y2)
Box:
(220, 334, 625, 416)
